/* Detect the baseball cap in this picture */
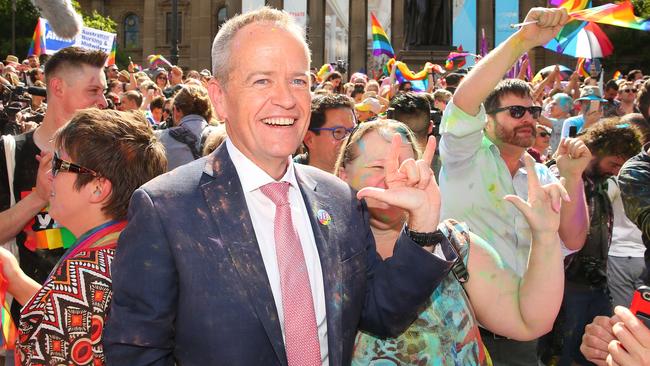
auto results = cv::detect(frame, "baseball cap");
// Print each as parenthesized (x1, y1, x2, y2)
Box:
(200, 69, 212, 78)
(355, 97, 382, 114)
(576, 86, 607, 102)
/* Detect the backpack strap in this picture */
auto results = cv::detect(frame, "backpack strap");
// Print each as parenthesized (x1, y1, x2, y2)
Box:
(438, 219, 470, 283)
(168, 126, 202, 159)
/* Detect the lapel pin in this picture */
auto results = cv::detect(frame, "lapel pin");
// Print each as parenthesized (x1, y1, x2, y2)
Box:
(317, 209, 331, 226)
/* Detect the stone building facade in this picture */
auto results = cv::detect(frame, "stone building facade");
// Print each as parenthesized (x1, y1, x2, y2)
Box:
(79, 0, 576, 76)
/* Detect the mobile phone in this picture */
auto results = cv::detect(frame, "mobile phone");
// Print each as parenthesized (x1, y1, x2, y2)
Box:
(630, 286, 650, 328)
(569, 126, 578, 138)
(590, 100, 600, 113)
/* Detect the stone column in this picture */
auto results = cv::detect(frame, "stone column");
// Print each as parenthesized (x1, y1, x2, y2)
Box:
(266, 0, 283, 9)
(141, 0, 157, 63)
(392, 0, 404, 54)
(308, 0, 325, 68)
(189, 0, 213, 70)
(349, 0, 367, 75)
(226, 0, 242, 17)
(477, 0, 494, 53)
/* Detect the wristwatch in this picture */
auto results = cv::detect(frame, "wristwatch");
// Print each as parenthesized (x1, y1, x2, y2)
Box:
(405, 225, 446, 247)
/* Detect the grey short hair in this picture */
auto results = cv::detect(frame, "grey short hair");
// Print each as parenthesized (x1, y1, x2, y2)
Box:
(211, 7, 310, 86)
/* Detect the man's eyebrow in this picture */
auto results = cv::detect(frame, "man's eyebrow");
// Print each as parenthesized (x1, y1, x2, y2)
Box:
(244, 71, 273, 83)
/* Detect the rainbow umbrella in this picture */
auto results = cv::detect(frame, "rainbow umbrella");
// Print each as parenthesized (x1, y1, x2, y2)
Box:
(532, 65, 573, 83)
(545, 21, 613, 59)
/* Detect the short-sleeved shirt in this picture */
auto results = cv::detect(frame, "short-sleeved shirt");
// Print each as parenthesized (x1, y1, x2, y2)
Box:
(439, 102, 559, 276)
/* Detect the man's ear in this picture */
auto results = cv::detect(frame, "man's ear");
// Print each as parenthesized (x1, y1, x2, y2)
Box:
(303, 130, 316, 149)
(207, 79, 228, 121)
(48, 77, 65, 99)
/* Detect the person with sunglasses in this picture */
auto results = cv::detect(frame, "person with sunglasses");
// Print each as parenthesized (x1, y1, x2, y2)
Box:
(0, 108, 167, 365)
(438, 7, 591, 365)
(528, 124, 552, 163)
(297, 93, 356, 173)
(618, 81, 641, 116)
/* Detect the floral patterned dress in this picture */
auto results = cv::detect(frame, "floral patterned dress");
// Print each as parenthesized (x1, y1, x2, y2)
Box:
(352, 220, 491, 366)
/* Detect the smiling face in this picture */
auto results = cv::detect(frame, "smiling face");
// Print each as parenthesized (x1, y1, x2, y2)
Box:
(209, 22, 311, 178)
(487, 93, 537, 149)
(340, 129, 415, 229)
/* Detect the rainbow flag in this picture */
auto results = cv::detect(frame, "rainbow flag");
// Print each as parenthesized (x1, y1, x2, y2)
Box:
(576, 57, 591, 78)
(20, 190, 75, 251)
(371, 12, 394, 58)
(445, 45, 469, 70)
(147, 54, 173, 68)
(569, 1, 650, 31)
(550, 0, 590, 12)
(612, 70, 622, 80)
(27, 18, 47, 56)
(0, 263, 17, 350)
(106, 39, 117, 66)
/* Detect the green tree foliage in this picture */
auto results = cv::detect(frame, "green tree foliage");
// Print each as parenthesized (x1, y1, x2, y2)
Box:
(631, 0, 650, 19)
(71, 0, 116, 33)
(0, 0, 40, 59)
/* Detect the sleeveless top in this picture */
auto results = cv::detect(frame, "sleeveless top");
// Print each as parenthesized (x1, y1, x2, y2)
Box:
(352, 220, 491, 366)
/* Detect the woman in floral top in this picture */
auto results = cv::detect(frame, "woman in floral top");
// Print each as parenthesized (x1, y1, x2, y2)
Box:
(334, 119, 567, 365)
(0, 109, 166, 365)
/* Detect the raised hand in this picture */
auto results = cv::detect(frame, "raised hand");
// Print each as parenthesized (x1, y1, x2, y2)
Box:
(34, 152, 53, 204)
(516, 7, 570, 50)
(556, 137, 592, 178)
(504, 154, 569, 234)
(357, 134, 440, 233)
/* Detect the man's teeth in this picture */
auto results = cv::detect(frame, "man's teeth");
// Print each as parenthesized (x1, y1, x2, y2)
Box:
(262, 118, 295, 126)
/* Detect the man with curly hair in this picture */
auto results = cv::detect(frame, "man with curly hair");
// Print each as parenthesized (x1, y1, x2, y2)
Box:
(542, 118, 643, 365)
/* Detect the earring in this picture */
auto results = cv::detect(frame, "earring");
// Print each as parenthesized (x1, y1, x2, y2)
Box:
(94, 189, 101, 195)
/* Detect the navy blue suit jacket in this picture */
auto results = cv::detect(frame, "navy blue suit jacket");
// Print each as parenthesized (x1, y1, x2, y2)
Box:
(103, 144, 455, 365)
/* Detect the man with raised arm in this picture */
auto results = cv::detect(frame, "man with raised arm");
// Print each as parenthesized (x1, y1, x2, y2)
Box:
(439, 7, 590, 365)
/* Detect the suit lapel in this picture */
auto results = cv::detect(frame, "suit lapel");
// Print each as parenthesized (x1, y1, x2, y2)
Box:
(295, 167, 343, 366)
(200, 144, 287, 365)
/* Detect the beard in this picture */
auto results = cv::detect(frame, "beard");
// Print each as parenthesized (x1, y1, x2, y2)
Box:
(494, 118, 537, 148)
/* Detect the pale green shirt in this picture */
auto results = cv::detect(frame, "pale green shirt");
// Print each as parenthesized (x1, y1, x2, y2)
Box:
(439, 101, 559, 276)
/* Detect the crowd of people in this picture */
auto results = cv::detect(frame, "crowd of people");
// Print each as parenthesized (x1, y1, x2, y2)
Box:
(0, 4, 649, 366)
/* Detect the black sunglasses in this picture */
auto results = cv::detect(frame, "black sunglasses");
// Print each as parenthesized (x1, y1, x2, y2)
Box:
(539, 131, 551, 138)
(487, 105, 542, 119)
(52, 152, 98, 177)
(622, 89, 637, 93)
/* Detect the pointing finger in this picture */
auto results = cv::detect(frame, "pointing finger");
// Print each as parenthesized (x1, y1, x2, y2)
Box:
(422, 135, 437, 167)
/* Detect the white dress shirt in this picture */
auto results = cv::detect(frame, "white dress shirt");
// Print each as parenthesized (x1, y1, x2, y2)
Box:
(226, 139, 329, 365)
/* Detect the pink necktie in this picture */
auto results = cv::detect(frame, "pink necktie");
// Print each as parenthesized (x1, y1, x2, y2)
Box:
(260, 182, 321, 366)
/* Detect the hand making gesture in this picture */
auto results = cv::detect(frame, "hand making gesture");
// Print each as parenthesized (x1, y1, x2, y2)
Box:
(357, 135, 440, 233)
(504, 154, 569, 235)
(556, 137, 592, 178)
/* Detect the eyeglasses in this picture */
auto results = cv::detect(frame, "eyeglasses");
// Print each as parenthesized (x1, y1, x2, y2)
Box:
(487, 105, 542, 119)
(52, 152, 98, 177)
(538, 131, 551, 138)
(310, 126, 356, 140)
(621, 89, 637, 93)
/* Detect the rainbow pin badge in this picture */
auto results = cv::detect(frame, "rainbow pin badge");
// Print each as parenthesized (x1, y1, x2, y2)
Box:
(317, 209, 332, 226)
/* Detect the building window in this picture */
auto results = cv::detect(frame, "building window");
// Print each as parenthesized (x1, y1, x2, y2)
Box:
(124, 13, 140, 49)
(216, 6, 227, 30)
(324, 0, 349, 71)
(166, 12, 183, 45)
(367, 0, 391, 78)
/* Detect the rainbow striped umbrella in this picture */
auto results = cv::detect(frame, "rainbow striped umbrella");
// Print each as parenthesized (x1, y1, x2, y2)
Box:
(545, 21, 613, 59)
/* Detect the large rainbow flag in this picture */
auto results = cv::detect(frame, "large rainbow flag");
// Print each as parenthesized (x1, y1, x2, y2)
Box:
(370, 12, 394, 59)
(569, 0, 650, 31)
(27, 18, 47, 56)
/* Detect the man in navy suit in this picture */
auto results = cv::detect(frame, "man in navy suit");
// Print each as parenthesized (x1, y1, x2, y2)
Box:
(104, 7, 456, 366)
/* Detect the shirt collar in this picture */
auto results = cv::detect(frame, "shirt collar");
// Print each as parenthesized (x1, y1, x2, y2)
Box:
(225, 137, 299, 193)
